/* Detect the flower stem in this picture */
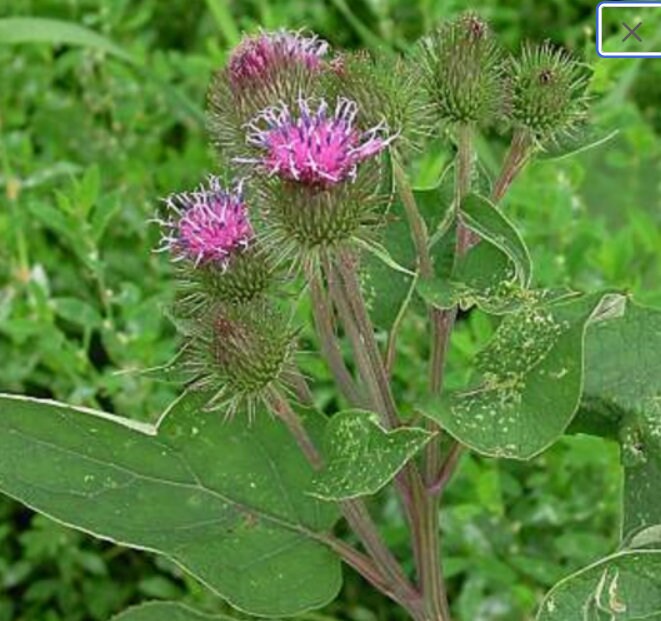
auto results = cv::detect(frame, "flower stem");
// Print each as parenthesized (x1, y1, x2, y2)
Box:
(416, 124, 474, 621)
(265, 387, 421, 615)
(324, 250, 425, 582)
(491, 128, 534, 204)
(308, 264, 366, 408)
(333, 248, 400, 429)
(392, 154, 433, 278)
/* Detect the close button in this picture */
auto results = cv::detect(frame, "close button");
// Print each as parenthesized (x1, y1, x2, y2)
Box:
(597, 2, 661, 57)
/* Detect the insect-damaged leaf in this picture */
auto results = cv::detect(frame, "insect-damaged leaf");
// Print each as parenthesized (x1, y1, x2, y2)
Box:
(460, 193, 532, 288)
(417, 193, 533, 315)
(419, 293, 620, 459)
(537, 549, 661, 621)
(311, 410, 433, 501)
(0, 392, 341, 617)
(576, 302, 661, 538)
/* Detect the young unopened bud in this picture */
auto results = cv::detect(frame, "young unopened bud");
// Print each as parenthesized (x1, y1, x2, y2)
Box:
(184, 301, 298, 417)
(158, 176, 272, 307)
(208, 30, 332, 160)
(420, 12, 505, 126)
(242, 97, 393, 255)
(508, 42, 589, 142)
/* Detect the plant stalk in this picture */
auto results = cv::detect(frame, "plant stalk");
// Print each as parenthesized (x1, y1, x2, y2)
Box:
(416, 124, 474, 621)
(266, 387, 421, 616)
(491, 128, 534, 204)
(333, 248, 400, 429)
(308, 265, 366, 408)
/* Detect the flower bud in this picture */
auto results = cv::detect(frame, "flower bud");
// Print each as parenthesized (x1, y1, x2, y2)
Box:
(508, 42, 589, 142)
(420, 12, 505, 126)
(184, 301, 298, 416)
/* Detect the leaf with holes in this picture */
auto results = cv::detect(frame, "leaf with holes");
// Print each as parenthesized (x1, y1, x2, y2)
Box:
(417, 194, 533, 315)
(419, 293, 620, 459)
(460, 193, 532, 287)
(311, 410, 432, 501)
(537, 549, 661, 620)
(0, 392, 341, 617)
(576, 303, 661, 537)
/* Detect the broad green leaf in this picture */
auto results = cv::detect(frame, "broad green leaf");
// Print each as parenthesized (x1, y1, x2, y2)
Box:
(577, 303, 661, 537)
(113, 602, 231, 621)
(628, 525, 661, 550)
(537, 550, 661, 620)
(0, 393, 341, 617)
(0, 17, 135, 63)
(311, 410, 432, 500)
(417, 252, 521, 315)
(460, 193, 532, 287)
(420, 293, 617, 459)
(624, 457, 661, 541)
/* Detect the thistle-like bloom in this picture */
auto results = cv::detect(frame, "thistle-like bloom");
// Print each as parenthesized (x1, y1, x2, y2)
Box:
(228, 30, 329, 92)
(160, 176, 253, 268)
(245, 97, 393, 187)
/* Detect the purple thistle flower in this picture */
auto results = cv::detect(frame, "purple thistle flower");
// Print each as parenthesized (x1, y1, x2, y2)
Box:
(228, 30, 329, 91)
(244, 97, 394, 187)
(159, 176, 254, 268)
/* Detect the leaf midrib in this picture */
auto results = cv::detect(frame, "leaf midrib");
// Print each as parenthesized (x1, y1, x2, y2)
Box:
(3, 423, 322, 541)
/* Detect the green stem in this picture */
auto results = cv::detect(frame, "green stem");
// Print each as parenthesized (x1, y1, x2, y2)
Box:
(416, 124, 474, 621)
(392, 155, 433, 278)
(325, 257, 386, 417)
(333, 248, 400, 429)
(324, 250, 424, 583)
(266, 388, 421, 615)
(423, 123, 473, 496)
(428, 441, 463, 496)
(307, 265, 367, 408)
(491, 128, 534, 204)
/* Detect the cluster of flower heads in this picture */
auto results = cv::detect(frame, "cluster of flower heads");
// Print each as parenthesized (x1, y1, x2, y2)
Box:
(159, 20, 590, 413)
(228, 29, 329, 92)
(159, 28, 398, 413)
(243, 97, 393, 187)
(159, 176, 253, 269)
(163, 28, 396, 269)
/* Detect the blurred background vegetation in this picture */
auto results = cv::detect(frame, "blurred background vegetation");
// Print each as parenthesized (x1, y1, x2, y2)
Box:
(0, 1, 659, 620)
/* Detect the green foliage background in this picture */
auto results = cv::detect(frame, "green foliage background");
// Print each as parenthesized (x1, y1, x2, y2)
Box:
(0, 0, 658, 620)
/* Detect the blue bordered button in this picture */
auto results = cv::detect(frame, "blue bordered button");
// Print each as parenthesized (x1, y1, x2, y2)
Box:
(597, 1, 661, 57)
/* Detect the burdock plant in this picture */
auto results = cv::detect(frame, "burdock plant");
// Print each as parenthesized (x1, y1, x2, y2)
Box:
(2, 14, 661, 621)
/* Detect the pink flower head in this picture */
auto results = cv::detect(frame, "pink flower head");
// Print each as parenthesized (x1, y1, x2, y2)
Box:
(244, 97, 393, 187)
(228, 30, 329, 91)
(160, 176, 253, 268)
